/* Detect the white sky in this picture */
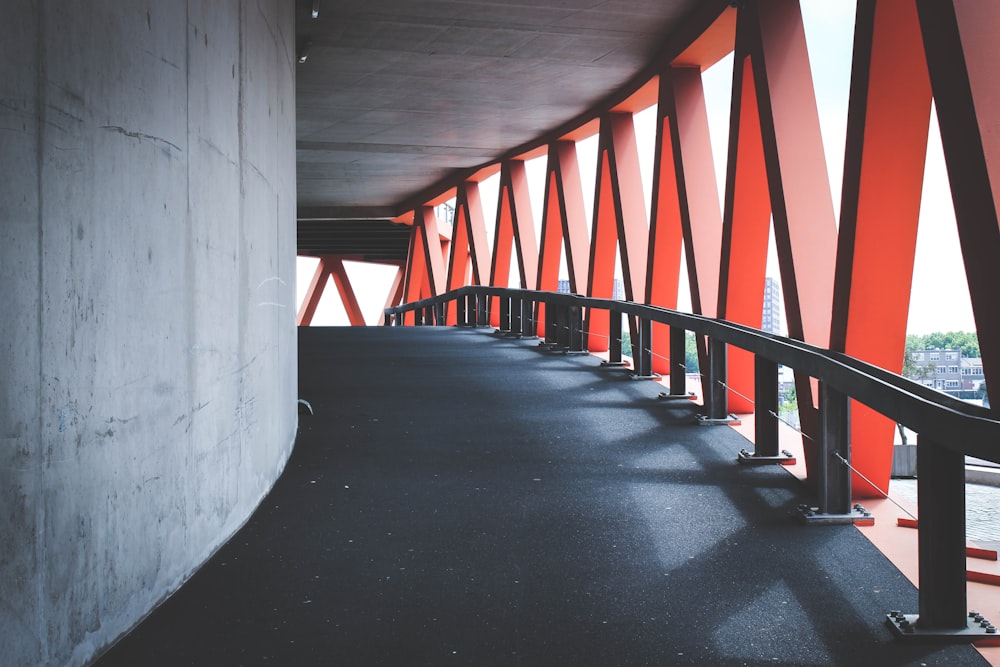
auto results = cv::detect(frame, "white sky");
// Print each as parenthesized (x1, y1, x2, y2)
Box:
(298, 0, 977, 336)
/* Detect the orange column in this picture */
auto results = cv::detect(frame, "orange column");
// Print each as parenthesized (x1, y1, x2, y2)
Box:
(738, 0, 839, 483)
(489, 160, 539, 325)
(831, 0, 931, 497)
(918, 0, 1000, 407)
(447, 182, 490, 290)
(586, 113, 649, 352)
(296, 257, 332, 326)
(586, 125, 619, 350)
(537, 141, 590, 335)
(716, 53, 772, 414)
(383, 264, 405, 314)
(328, 258, 366, 326)
(402, 222, 427, 325)
(418, 205, 447, 297)
(645, 72, 684, 376)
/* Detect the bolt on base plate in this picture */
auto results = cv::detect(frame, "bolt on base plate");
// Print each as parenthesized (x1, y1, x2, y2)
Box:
(795, 503, 874, 526)
(737, 448, 796, 466)
(885, 610, 998, 642)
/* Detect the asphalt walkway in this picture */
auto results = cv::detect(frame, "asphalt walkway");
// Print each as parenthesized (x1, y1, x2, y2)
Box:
(97, 327, 986, 666)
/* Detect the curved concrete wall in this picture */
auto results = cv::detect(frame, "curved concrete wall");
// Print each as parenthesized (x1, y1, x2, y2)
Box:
(0, 2, 297, 664)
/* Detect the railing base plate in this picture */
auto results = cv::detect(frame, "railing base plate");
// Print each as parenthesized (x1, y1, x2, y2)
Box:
(885, 611, 998, 642)
(795, 504, 873, 526)
(600, 360, 630, 367)
(629, 372, 661, 381)
(658, 391, 696, 401)
(696, 414, 741, 426)
(737, 448, 796, 466)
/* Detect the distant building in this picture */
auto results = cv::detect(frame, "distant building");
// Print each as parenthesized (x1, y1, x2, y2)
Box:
(761, 276, 782, 335)
(907, 348, 984, 398)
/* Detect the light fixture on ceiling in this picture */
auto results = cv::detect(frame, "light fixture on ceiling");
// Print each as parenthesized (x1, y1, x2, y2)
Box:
(298, 40, 311, 64)
(311, 0, 320, 19)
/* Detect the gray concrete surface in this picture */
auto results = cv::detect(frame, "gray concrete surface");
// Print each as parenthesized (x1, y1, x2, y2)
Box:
(0, 2, 297, 664)
(96, 327, 986, 666)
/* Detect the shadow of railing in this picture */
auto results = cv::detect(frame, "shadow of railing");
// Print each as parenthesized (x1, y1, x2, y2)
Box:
(386, 286, 1000, 642)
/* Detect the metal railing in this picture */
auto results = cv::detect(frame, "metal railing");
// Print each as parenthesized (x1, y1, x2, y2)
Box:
(386, 285, 1000, 640)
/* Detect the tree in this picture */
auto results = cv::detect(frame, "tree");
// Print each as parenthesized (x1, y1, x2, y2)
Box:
(905, 331, 980, 359)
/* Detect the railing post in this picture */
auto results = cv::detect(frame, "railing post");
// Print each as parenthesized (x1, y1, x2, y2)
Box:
(479, 293, 488, 327)
(669, 326, 687, 396)
(602, 308, 627, 366)
(700, 337, 730, 422)
(424, 304, 435, 325)
(796, 383, 869, 524)
(456, 295, 468, 326)
(510, 295, 523, 336)
(435, 301, 446, 326)
(544, 300, 559, 347)
(737, 356, 794, 465)
(886, 435, 992, 639)
(521, 297, 535, 338)
(498, 296, 511, 334)
(631, 317, 657, 380)
(818, 382, 850, 516)
(556, 303, 569, 351)
(567, 304, 585, 353)
(917, 437, 968, 628)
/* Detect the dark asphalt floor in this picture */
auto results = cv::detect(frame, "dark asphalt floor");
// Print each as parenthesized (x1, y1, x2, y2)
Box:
(96, 326, 986, 666)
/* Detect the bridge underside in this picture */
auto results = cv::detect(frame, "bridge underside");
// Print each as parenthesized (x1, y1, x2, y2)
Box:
(98, 328, 983, 665)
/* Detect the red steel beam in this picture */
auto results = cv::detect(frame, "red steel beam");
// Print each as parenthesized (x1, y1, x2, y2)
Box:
(917, 0, 1000, 409)
(717, 51, 771, 414)
(733, 0, 838, 484)
(296, 257, 332, 327)
(489, 160, 539, 326)
(585, 113, 649, 352)
(832, 0, 931, 498)
(328, 258, 366, 326)
(536, 141, 590, 336)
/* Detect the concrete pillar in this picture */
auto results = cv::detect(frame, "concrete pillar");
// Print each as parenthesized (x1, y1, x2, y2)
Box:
(0, 1, 297, 664)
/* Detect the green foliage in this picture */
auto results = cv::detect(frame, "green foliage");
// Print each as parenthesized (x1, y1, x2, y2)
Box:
(779, 383, 797, 417)
(685, 332, 699, 372)
(904, 331, 980, 360)
(618, 329, 698, 372)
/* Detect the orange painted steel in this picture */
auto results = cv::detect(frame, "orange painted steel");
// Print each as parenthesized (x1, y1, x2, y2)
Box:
(733, 0, 838, 482)
(536, 142, 590, 336)
(297, 258, 331, 327)
(386, 0, 1000, 505)
(644, 72, 684, 376)
(717, 54, 771, 414)
(489, 160, 539, 326)
(646, 67, 725, 376)
(328, 258, 367, 326)
(918, 0, 1000, 414)
(445, 182, 490, 324)
(401, 207, 448, 324)
(383, 265, 406, 314)
(831, 0, 931, 498)
(296, 256, 372, 326)
(585, 113, 649, 352)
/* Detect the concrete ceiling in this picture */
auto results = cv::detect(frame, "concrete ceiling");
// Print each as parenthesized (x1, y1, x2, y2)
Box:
(295, 0, 721, 221)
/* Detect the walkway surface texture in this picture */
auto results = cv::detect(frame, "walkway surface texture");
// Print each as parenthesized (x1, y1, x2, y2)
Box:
(98, 327, 987, 666)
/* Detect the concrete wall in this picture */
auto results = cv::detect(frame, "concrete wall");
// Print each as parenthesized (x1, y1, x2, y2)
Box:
(0, 1, 297, 664)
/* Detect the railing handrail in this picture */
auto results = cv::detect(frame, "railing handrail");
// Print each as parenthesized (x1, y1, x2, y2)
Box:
(386, 286, 1000, 465)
